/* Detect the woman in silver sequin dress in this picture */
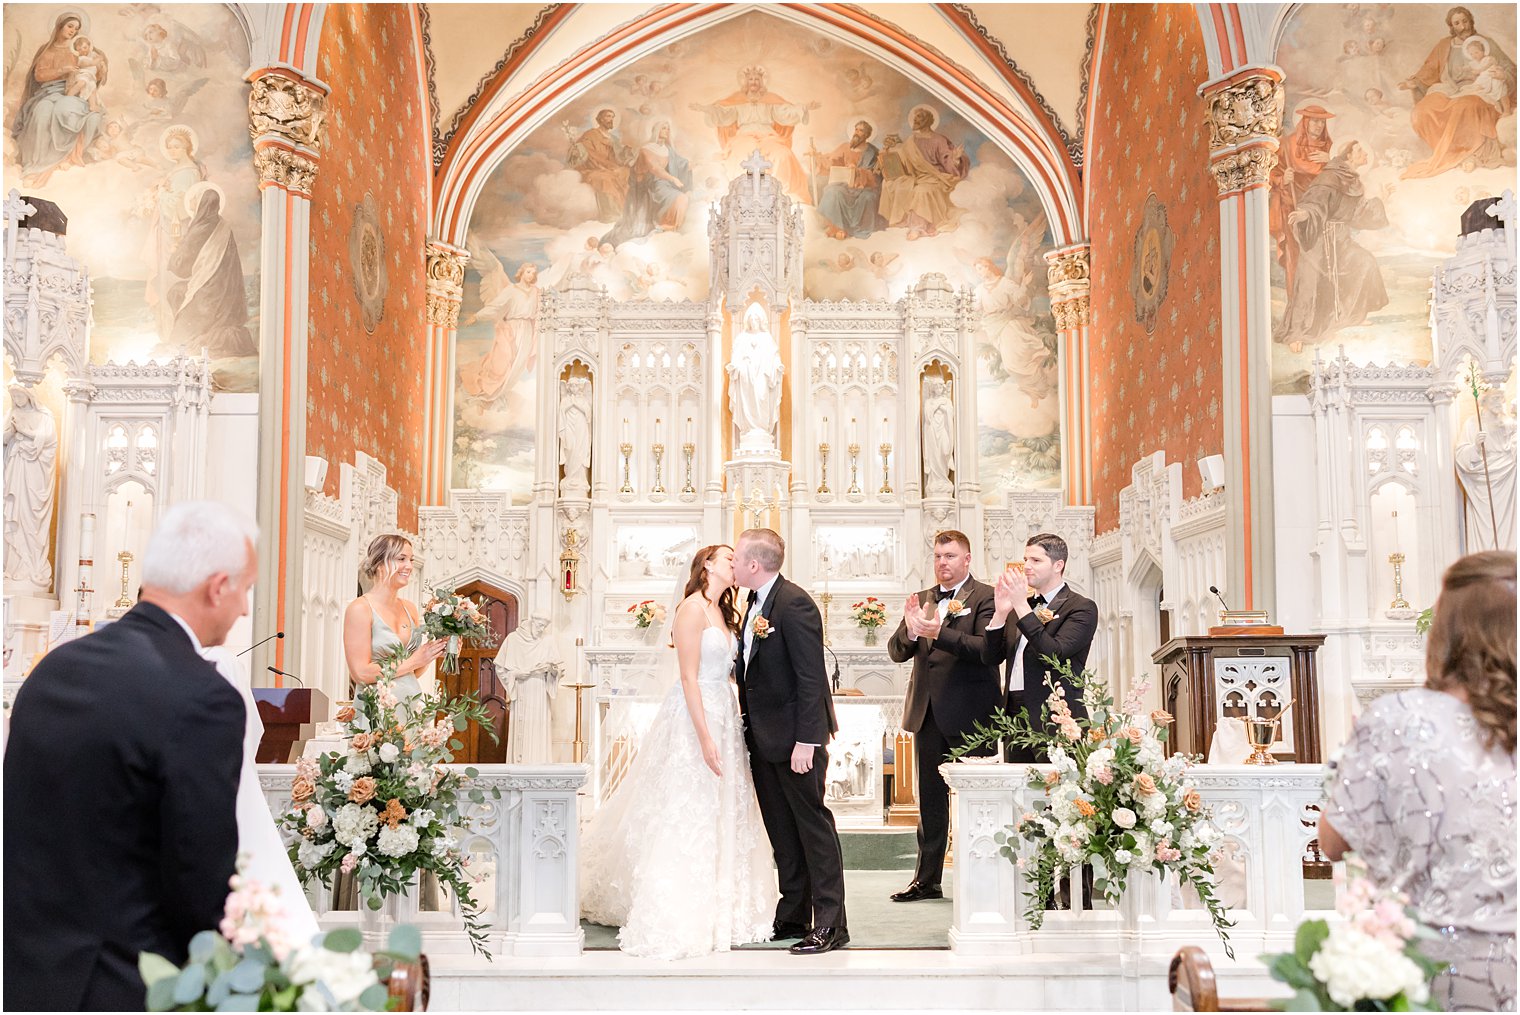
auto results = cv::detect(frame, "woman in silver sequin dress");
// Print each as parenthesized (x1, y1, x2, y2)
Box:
(1320, 550, 1517, 1012)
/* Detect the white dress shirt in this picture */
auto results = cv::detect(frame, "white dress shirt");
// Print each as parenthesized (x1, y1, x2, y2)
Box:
(743, 573, 781, 663)
(1008, 582, 1064, 692)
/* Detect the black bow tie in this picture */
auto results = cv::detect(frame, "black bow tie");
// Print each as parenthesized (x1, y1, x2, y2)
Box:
(1028, 593, 1047, 608)
(746, 590, 758, 606)
(935, 587, 955, 602)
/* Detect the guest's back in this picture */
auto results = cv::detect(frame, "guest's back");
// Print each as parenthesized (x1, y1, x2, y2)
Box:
(3, 603, 244, 1011)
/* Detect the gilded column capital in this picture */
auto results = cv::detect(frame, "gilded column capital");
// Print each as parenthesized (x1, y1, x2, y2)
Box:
(1045, 244, 1090, 331)
(425, 242, 471, 329)
(248, 72, 325, 194)
(1203, 73, 1284, 195)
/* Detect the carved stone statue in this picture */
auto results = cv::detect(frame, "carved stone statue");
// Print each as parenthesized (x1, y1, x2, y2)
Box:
(921, 376, 956, 496)
(495, 613, 563, 764)
(4, 385, 58, 593)
(727, 301, 784, 453)
(1455, 387, 1517, 552)
(558, 376, 592, 498)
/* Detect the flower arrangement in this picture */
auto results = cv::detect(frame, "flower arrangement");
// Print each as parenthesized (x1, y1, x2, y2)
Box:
(1261, 858, 1443, 1011)
(628, 600, 667, 630)
(850, 596, 888, 628)
(139, 864, 420, 1012)
(952, 657, 1234, 955)
(422, 585, 494, 674)
(281, 658, 500, 956)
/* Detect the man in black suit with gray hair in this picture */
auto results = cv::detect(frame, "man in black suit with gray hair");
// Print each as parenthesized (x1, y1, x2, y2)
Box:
(5, 501, 257, 1010)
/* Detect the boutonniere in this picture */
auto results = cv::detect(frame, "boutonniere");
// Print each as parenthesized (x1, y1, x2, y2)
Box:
(945, 598, 970, 618)
(1034, 606, 1056, 624)
(752, 616, 773, 640)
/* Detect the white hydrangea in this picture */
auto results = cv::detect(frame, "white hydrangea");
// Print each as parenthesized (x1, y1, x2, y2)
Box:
(333, 771, 355, 794)
(1193, 821, 1221, 847)
(1139, 792, 1167, 819)
(431, 833, 457, 856)
(1136, 738, 1164, 768)
(376, 824, 420, 858)
(410, 807, 436, 828)
(1308, 923, 1429, 1008)
(286, 945, 381, 1009)
(332, 803, 378, 848)
(343, 752, 373, 776)
(1054, 829, 1085, 863)
(1049, 782, 1084, 823)
(1086, 747, 1114, 771)
(1149, 819, 1173, 837)
(1047, 747, 1078, 775)
(297, 839, 336, 870)
(1113, 807, 1138, 829)
(1113, 848, 1135, 866)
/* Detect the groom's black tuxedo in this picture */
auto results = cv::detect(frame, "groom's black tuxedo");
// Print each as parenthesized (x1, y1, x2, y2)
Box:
(735, 574, 847, 932)
(982, 583, 1099, 763)
(4, 602, 245, 1011)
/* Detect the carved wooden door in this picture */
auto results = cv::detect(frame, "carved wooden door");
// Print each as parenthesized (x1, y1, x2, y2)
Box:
(438, 582, 517, 764)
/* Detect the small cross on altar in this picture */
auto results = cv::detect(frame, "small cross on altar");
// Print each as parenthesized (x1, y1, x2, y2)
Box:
(4, 189, 36, 261)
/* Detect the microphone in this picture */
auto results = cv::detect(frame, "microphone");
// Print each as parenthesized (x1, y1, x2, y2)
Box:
(268, 665, 303, 687)
(1209, 585, 1231, 612)
(238, 631, 284, 657)
(824, 642, 843, 693)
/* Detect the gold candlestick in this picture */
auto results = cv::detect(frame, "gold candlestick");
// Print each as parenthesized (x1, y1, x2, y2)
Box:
(1389, 552, 1410, 610)
(618, 442, 634, 493)
(847, 442, 862, 494)
(878, 442, 893, 494)
(114, 550, 134, 608)
(819, 591, 833, 646)
(817, 442, 831, 494)
(565, 682, 596, 763)
(681, 442, 696, 494)
(651, 443, 666, 495)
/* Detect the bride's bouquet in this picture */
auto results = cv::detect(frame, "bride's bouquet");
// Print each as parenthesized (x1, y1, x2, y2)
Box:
(421, 584, 494, 674)
(952, 658, 1234, 956)
(280, 654, 500, 956)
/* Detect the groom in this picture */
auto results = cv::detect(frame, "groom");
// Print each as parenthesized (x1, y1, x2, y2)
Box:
(733, 527, 850, 954)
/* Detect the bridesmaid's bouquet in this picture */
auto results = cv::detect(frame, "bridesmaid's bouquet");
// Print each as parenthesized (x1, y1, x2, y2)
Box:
(850, 597, 888, 629)
(952, 658, 1234, 955)
(421, 584, 494, 674)
(280, 666, 499, 956)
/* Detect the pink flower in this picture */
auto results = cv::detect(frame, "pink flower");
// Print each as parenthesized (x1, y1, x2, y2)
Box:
(1094, 765, 1115, 785)
(1059, 719, 1082, 741)
(1154, 839, 1181, 862)
(340, 852, 359, 873)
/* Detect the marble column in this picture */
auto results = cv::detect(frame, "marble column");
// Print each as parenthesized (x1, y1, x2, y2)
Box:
(423, 241, 470, 506)
(248, 69, 326, 679)
(1200, 69, 1284, 614)
(1046, 243, 1092, 507)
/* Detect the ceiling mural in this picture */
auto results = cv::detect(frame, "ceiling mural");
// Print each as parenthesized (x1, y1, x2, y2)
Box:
(1271, 3, 1517, 389)
(453, 9, 1063, 503)
(3, 5, 260, 392)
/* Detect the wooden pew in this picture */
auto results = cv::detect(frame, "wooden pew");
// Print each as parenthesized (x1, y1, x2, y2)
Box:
(1169, 946, 1272, 1012)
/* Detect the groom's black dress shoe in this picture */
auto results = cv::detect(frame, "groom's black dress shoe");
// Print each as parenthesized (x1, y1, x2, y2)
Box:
(789, 926, 849, 954)
(771, 920, 810, 940)
(890, 881, 943, 902)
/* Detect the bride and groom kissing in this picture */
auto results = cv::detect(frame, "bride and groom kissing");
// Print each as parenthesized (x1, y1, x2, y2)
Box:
(581, 528, 849, 959)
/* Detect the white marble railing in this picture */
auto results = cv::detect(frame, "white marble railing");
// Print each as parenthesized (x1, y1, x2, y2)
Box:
(258, 763, 587, 956)
(942, 762, 1328, 961)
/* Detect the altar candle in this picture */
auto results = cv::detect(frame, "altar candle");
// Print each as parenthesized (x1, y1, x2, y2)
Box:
(621, 417, 629, 443)
(686, 417, 693, 444)
(850, 417, 858, 444)
(656, 417, 663, 443)
(79, 513, 95, 562)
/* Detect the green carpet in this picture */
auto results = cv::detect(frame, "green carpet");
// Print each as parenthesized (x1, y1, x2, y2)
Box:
(582, 870, 952, 950)
(840, 829, 917, 871)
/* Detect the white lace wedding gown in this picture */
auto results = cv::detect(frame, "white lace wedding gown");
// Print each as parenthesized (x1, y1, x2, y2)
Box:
(581, 626, 776, 959)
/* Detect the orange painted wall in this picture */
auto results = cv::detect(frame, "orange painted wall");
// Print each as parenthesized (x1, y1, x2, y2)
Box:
(1087, 4, 1223, 532)
(307, 4, 428, 528)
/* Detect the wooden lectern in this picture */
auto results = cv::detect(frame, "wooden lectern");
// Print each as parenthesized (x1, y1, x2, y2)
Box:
(254, 688, 329, 763)
(1151, 634, 1326, 763)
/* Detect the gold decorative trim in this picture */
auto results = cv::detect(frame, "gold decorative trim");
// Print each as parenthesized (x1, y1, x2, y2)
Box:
(1045, 244, 1090, 332)
(248, 73, 326, 152)
(1203, 75, 1283, 151)
(252, 145, 318, 194)
(425, 242, 470, 329)
(1052, 295, 1090, 332)
(1208, 143, 1277, 195)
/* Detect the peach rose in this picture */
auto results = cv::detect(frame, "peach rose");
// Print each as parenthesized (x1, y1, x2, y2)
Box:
(1044, 769, 1062, 788)
(335, 705, 357, 723)
(290, 776, 315, 803)
(348, 777, 377, 804)
(1150, 709, 1174, 727)
(1182, 788, 1202, 812)
(1133, 772, 1157, 796)
(1123, 726, 1145, 746)
(349, 732, 374, 752)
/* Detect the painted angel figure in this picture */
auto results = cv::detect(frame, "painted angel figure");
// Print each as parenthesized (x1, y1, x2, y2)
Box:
(460, 234, 540, 404)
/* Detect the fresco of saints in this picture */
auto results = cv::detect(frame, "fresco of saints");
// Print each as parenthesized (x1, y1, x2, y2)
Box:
(813, 120, 882, 240)
(1269, 106, 1334, 298)
(689, 64, 818, 204)
(461, 238, 541, 403)
(1398, 5, 1516, 178)
(601, 121, 692, 247)
(567, 108, 632, 221)
(878, 105, 969, 240)
(1279, 141, 1389, 352)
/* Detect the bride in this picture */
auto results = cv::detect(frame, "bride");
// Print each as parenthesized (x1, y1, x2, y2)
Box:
(581, 544, 777, 959)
